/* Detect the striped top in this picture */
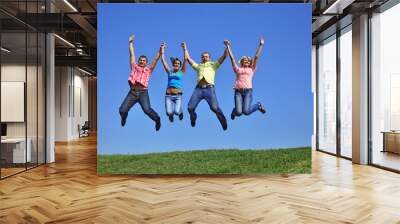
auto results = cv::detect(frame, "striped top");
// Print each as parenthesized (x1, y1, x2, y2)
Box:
(128, 64, 153, 88)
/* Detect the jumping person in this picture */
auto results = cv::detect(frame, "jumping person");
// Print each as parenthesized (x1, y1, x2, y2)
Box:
(160, 43, 187, 122)
(224, 38, 266, 120)
(119, 34, 161, 131)
(182, 42, 228, 131)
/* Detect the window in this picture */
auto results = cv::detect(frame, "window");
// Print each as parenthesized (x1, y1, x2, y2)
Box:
(339, 26, 352, 158)
(370, 2, 400, 171)
(317, 35, 337, 154)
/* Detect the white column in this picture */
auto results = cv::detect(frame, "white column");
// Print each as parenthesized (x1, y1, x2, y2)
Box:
(312, 45, 317, 150)
(46, 1, 55, 163)
(352, 14, 369, 164)
(46, 33, 55, 163)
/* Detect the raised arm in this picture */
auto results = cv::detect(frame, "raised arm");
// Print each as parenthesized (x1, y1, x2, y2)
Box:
(182, 42, 196, 66)
(224, 40, 238, 69)
(216, 45, 228, 65)
(129, 35, 135, 66)
(149, 48, 161, 71)
(252, 37, 264, 70)
(181, 43, 187, 73)
(160, 43, 170, 74)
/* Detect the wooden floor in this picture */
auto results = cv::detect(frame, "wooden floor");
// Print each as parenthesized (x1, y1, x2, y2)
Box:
(1, 135, 400, 223)
(372, 151, 400, 171)
(1, 167, 26, 178)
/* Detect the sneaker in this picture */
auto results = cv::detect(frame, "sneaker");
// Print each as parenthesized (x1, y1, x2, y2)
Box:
(155, 119, 161, 131)
(231, 111, 235, 120)
(190, 113, 197, 127)
(258, 103, 266, 114)
(169, 115, 174, 122)
(179, 113, 184, 120)
(121, 117, 127, 127)
(222, 122, 228, 131)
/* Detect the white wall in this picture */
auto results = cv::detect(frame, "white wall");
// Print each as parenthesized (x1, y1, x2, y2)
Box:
(55, 66, 89, 141)
(72, 73, 89, 138)
(1, 82, 25, 122)
(1, 65, 40, 137)
(1, 64, 46, 164)
(1, 65, 27, 140)
(55, 66, 69, 141)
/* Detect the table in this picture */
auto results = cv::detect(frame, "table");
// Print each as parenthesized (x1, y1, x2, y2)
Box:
(382, 131, 400, 154)
(1, 138, 31, 163)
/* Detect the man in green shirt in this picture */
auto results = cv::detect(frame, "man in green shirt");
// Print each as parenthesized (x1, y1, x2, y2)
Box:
(182, 42, 228, 131)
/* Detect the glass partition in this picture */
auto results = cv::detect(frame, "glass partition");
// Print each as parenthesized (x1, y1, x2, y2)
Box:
(317, 35, 337, 154)
(0, 1, 46, 179)
(371, 3, 400, 171)
(1, 31, 28, 177)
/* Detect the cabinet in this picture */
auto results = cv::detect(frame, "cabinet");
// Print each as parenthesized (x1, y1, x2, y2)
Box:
(382, 132, 400, 154)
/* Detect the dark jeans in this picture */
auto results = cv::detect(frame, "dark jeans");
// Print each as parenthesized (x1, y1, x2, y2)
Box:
(119, 87, 160, 123)
(232, 88, 259, 116)
(187, 86, 227, 128)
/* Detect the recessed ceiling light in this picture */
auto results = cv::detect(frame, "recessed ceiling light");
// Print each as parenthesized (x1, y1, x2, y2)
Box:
(1, 47, 11, 53)
(54, 34, 75, 48)
(78, 67, 93, 76)
(322, 0, 354, 15)
(63, 0, 78, 12)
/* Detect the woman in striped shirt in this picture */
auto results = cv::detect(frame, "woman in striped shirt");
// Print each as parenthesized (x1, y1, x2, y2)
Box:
(224, 38, 266, 120)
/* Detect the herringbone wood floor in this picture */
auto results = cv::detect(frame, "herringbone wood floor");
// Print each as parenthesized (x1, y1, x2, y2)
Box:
(1, 135, 400, 224)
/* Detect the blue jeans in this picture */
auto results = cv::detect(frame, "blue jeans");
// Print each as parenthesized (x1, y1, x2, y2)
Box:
(232, 88, 259, 116)
(188, 86, 227, 128)
(119, 87, 160, 122)
(165, 94, 183, 117)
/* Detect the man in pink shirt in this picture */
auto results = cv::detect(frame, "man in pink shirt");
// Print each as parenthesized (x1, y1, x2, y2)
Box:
(224, 38, 266, 120)
(119, 35, 161, 131)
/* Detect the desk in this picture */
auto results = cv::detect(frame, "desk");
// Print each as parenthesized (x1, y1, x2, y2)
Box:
(1, 138, 31, 163)
(382, 131, 400, 154)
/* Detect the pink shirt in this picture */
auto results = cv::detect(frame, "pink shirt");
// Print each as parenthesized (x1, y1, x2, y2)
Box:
(233, 66, 255, 89)
(128, 64, 153, 88)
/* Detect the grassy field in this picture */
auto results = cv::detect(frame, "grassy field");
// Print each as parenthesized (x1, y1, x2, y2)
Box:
(97, 147, 311, 175)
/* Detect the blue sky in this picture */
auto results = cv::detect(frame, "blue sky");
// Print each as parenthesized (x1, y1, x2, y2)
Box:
(98, 3, 312, 155)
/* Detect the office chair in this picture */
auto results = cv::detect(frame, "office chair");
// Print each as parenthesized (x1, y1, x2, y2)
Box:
(79, 121, 90, 138)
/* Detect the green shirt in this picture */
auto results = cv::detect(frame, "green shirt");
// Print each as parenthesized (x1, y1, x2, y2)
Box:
(191, 61, 221, 85)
